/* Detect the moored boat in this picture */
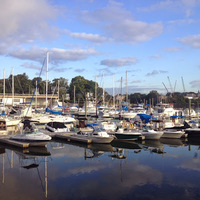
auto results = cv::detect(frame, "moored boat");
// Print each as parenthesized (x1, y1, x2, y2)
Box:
(139, 128, 164, 140)
(162, 129, 185, 139)
(10, 120, 52, 146)
(45, 121, 70, 133)
(114, 128, 142, 141)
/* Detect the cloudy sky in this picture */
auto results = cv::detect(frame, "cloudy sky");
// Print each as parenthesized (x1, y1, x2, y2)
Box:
(1, 0, 200, 94)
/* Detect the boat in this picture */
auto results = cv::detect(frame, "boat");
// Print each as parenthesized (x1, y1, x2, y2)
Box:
(89, 127, 114, 144)
(120, 111, 138, 119)
(114, 127, 142, 141)
(0, 117, 22, 133)
(98, 121, 117, 133)
(162, 129, 185, 139)
(139, 127, 164, 140)
(31, 113, 76, 127)
(45, 121, 70, 133)
(185, 128, 200, 137)
(0, 119, 8, 135)
(84, 124, 115, 144)
(10, 120, 52, 146)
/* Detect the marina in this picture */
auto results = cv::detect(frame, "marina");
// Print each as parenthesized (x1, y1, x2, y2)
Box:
(1, 0, 200, 199)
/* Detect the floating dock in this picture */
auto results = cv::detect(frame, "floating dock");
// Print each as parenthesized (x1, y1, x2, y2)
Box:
(0, 138, 30, 148)
(54, 133, 92, 144)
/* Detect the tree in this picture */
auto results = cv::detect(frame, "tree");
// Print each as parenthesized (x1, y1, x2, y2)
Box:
(15, 73, 31, 94)
(146, 90, 160, 105)
(31, 77, 45, 94)
(69, 76, 96, 106)
(51, 77, 69, 100)
(129, 93, 146, 104)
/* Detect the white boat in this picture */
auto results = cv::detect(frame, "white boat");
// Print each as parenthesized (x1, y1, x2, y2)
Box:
(162, 129, 185, 139)
(114, 128, 142, 141)
(10, 120, 52, 146)
(90, 128, 114, 143)
(45, 121, 70, 133)
(0, 117, 22, 132)
(98, 121, 117, 133)
(120, 111, 138, 119)
(139, 128, 164, 140)
(76, 124, 114, 144)
(31, 113, 76, 128)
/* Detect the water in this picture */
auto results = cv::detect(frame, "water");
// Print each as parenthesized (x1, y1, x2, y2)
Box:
(1, 138, 200, 200)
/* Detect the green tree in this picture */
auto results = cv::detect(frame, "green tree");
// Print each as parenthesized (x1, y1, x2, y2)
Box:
(69, 76, 95, 100)
(31, 77, 46, 94)
(15, 73, 31, 94)
(129, 93, 146, 104)
(51, 77, 69, 100)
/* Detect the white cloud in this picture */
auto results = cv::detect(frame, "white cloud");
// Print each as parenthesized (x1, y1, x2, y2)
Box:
(75, 68, 86, 73)
(167, 19, 195, 25)
(146, 70, 159, 77)
(101, 57, 138, 67)
(79, 1, 163, 44)
(178, 35, 200, 48)
(66, 31, 109, 43)
(146, 70, 168, 77)
(9, 46, 100, 64)
(163, 47, 182, 52)
(138, 0, 200, 17)
(151, 54, 162, 59)
(190, 80, 200, 88)
(0, 0, 60, 53)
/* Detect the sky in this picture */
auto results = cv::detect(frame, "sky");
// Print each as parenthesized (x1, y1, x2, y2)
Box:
(0, 0, 200, 95)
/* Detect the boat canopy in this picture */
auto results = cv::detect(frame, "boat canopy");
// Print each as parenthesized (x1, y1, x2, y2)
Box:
(86, 123, 99, 127)
(45, 107, 62, 115)
(47, 122, 66, 128)
(137, 114, 152, 123)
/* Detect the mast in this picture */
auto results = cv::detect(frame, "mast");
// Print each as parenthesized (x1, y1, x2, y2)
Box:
(113, 74, 115, 108)
(46, 52, 49, 108)
(103, 71, 105, 106)
(58, 80, 60, 102)
(74, 85, 76, 104)
(3, 69, 5, 106)
(12, 68, 14, 106)
(35, 80, 37, 109)
(95, 76, 97, 117)
(120, 77, 123, 112)
(126, 71, 128, 102)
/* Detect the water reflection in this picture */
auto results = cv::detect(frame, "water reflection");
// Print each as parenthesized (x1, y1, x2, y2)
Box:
(0, 145, 51, 199)
(0, 138, 200, 199)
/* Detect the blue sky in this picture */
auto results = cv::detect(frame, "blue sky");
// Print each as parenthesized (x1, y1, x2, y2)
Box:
(0, 0, 200, 94)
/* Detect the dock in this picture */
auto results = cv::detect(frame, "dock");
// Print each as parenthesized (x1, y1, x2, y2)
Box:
(0, 138, 30, 148)
(54, 133, 92, 144)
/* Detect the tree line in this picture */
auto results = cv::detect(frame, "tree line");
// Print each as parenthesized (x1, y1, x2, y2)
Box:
(0, 73, 199, 109)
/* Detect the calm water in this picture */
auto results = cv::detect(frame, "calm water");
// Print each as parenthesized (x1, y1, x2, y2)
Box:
(1, 138, 200, 200)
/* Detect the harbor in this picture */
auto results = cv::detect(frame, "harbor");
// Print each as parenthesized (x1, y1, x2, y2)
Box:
(1, 1, 200, 199)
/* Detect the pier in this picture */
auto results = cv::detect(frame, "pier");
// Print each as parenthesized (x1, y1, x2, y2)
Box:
(0, 137, 30, 148)
(53, 133, 93, 144)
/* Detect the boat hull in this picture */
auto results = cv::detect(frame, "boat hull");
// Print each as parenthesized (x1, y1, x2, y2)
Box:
(162, 130, 185, 139)
(10, 138, 50, 147)
(141, 131, 163, 140)
(185, 128, 200, 137)
(10, 131, 52, 147)
(114, 132, 141, 141)
(91, 136, 114, 144)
